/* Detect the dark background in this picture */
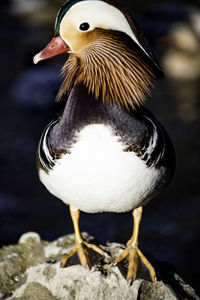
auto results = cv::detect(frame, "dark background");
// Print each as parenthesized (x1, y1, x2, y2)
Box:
(1, 0, 200, 295)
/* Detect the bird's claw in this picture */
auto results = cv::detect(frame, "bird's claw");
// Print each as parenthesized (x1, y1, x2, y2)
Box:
(60, 240, 107, 269)
(113, 245, 156, 284)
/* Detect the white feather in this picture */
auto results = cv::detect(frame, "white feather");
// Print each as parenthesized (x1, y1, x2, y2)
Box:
(60, 0, 149, 57)
(141, 116, 158, 161)
(39, 124, 165, 213)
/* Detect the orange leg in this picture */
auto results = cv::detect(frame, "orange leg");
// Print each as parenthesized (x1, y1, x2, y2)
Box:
(60, 205, 107, 268)
(114, 206, 156, 284)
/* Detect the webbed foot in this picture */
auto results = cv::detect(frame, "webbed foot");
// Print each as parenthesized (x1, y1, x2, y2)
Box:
(114, 206, 156, 284)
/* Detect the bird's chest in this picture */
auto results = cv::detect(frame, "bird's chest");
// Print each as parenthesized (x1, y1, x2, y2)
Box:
(39, 124, 163, 213)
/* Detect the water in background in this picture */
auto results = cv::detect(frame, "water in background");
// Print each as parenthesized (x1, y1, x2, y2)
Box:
(1, 0, 200, 295)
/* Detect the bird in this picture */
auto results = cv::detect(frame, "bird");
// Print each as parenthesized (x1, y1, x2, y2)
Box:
(33, 0, 175, 283)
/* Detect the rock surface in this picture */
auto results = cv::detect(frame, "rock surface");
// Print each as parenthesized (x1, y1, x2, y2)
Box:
(0, 232, 199, 300)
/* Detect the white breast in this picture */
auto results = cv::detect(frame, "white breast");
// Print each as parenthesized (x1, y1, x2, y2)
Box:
(39, 124, 164, 213)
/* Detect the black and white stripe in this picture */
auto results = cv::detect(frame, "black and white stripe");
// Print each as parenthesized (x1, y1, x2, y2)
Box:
(38, 120, 58, 172)
(140, 116, 166, 168)
(123, 111, 168, 169)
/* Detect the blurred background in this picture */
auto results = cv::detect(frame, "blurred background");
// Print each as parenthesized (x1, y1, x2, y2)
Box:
(1, 0, 200, 295)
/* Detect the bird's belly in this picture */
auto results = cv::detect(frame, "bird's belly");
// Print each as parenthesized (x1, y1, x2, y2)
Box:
(39, 124, 165, 213)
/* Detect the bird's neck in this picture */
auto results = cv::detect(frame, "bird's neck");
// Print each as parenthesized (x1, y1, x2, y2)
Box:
(56, 30, 159, 111)
(58, 83, 109, 127)
(52, 81, 155, 144)
(50, 83, 109, 147)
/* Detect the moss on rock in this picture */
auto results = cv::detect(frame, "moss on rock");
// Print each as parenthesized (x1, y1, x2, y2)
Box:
(0, 232, 199, 300)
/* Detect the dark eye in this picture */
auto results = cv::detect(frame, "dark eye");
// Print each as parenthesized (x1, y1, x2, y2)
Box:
(79, 22, 90, 31)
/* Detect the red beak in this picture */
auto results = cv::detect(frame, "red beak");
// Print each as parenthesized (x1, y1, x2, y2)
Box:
(33, 36, 70, 64)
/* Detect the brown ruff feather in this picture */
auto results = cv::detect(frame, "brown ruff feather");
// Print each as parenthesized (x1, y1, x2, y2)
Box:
(56, 29, 157, 110)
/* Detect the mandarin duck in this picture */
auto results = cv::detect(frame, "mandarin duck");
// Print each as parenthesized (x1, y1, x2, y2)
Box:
(33, 0, 175, 283)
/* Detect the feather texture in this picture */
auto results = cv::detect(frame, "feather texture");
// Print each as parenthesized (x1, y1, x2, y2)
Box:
(57, 29, 158, 110)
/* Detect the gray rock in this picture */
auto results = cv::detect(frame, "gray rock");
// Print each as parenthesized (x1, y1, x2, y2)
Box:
(0, 232, 199, 300)
(19, 282, 55, 300)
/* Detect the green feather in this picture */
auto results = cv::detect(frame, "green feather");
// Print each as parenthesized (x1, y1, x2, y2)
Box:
(54, 0, 86, 36)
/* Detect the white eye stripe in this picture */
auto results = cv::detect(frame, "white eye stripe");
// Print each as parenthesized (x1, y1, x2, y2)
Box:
(61, 1, 146, 50)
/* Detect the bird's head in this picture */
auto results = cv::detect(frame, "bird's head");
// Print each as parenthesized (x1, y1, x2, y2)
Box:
(34, 0, 163, 110)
